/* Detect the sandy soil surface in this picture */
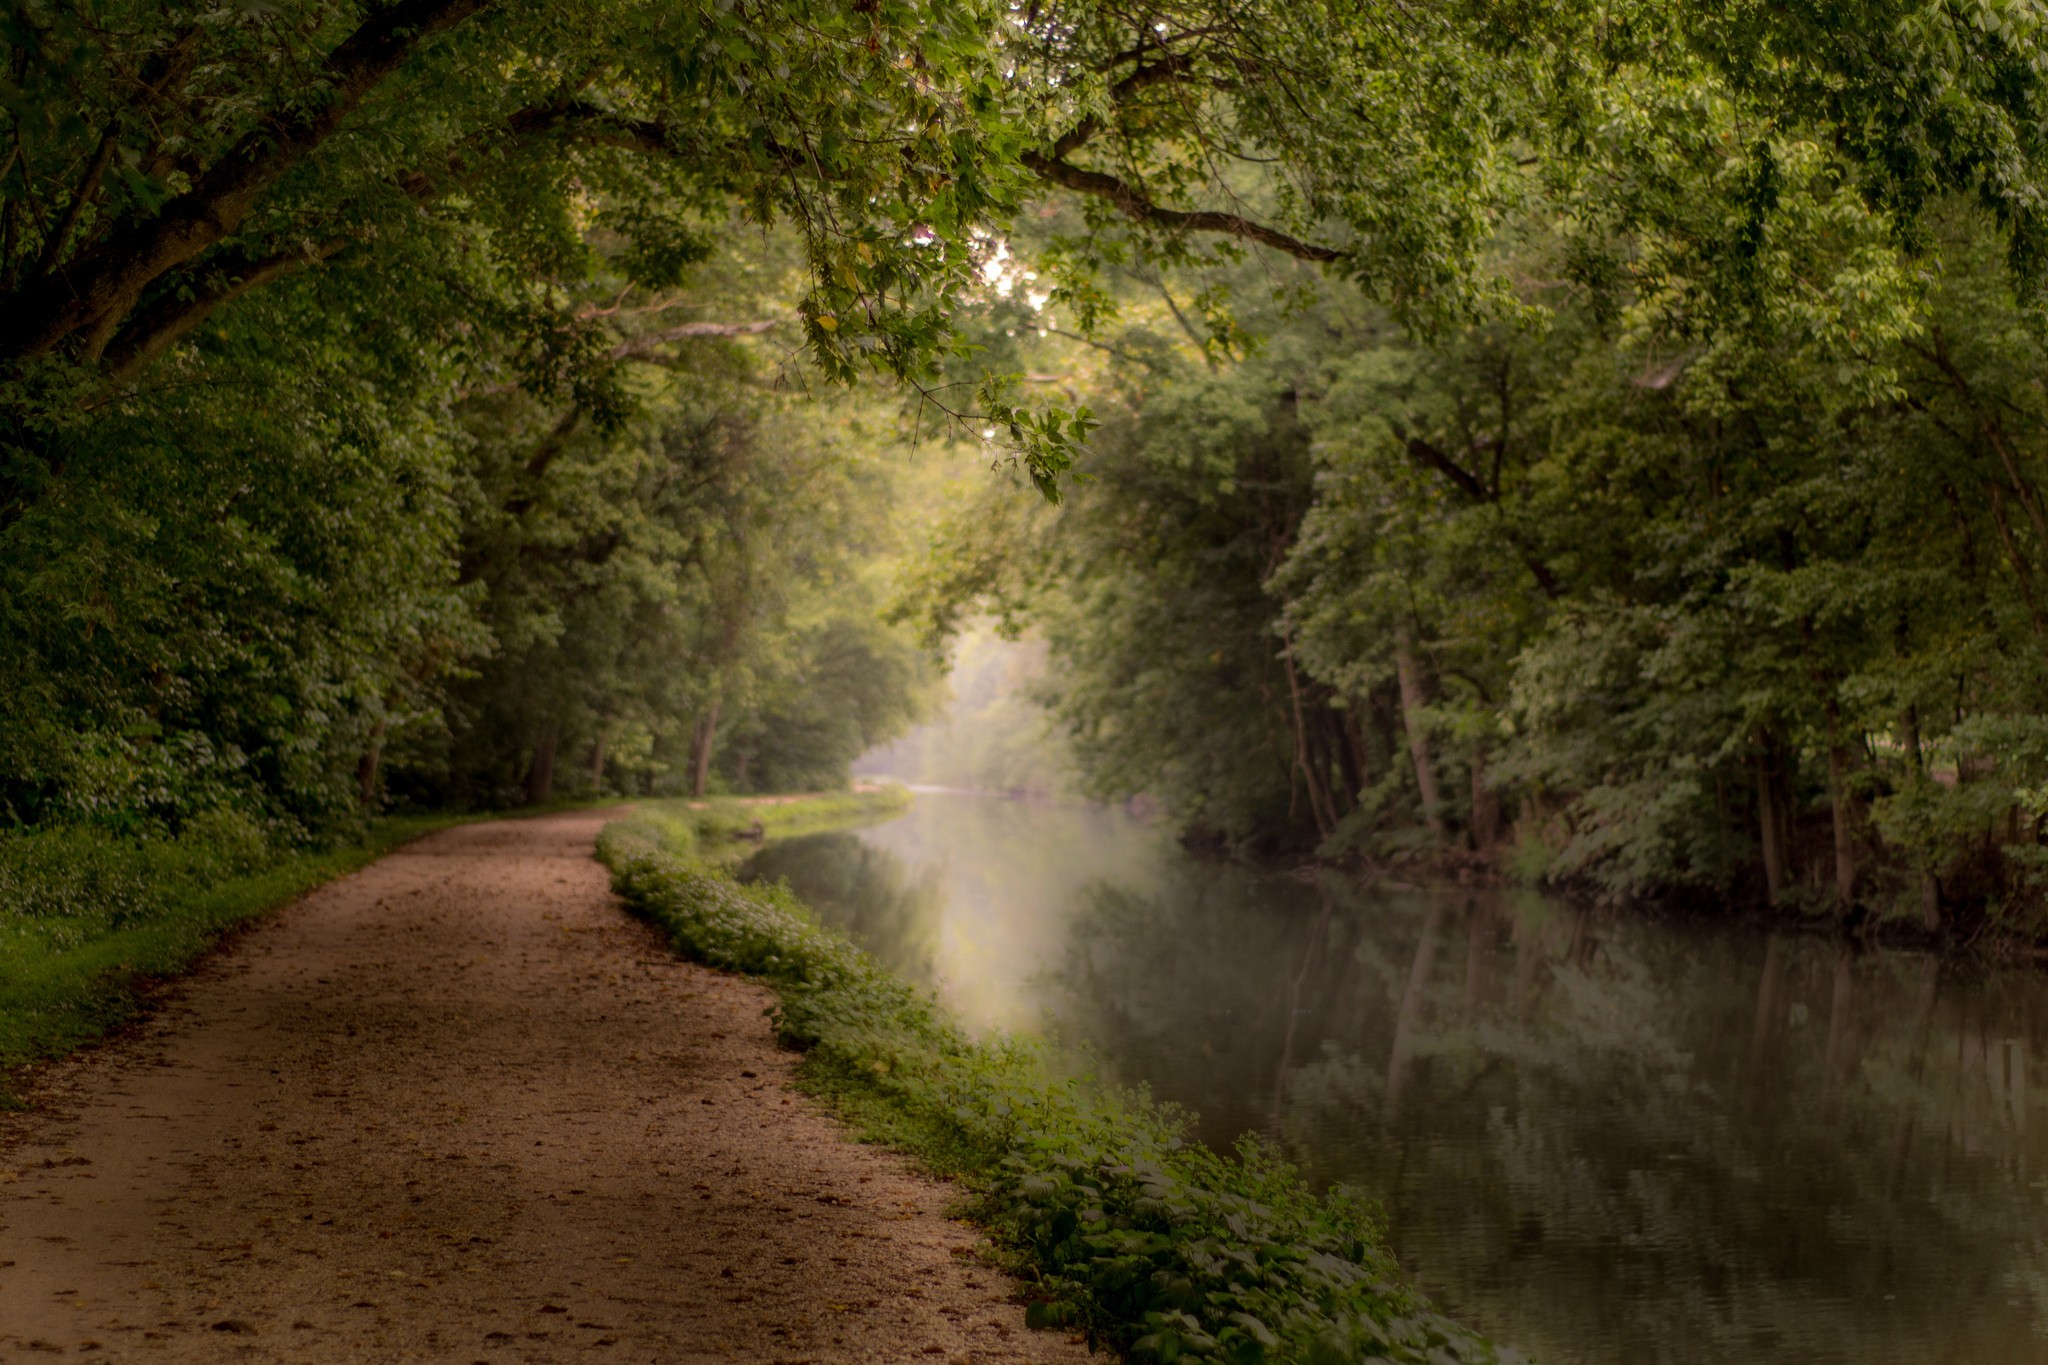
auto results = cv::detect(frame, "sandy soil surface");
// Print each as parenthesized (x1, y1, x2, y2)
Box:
(0, 811, 1092, 1363)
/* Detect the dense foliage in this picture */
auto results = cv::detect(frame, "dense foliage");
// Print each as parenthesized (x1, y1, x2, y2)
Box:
(599, 805, 1504, 1365)
(886, 9, 2048, 938)
(0, 0, 1551, 845)
(13, 0, 2048, 979)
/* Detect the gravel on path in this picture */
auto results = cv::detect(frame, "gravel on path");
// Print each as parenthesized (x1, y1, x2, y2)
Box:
(0, 811, 1093, 1363)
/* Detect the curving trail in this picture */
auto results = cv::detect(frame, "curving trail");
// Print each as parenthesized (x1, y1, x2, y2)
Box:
(0, 812, 1089, 1363)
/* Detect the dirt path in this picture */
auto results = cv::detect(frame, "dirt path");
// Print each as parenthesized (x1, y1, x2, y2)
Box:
(0, 812, 1092, 1363)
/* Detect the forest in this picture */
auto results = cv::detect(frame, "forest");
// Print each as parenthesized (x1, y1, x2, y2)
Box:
(13, 0, 2048, 943)
(20, 4, 2048, 1363)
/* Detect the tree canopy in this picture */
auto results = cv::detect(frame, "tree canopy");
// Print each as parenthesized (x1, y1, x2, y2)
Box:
(15, 0, 2048, 933)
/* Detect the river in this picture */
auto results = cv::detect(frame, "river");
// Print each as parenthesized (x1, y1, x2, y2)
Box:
(740, 790, 2048, 1365)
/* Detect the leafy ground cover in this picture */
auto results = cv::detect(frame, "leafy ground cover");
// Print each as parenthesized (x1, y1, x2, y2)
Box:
(0, 809, 504, 1101)
(598, 801, 1503, 1365)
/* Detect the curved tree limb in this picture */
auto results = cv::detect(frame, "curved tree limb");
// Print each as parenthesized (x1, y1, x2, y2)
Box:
(1398, 427, 1561, 599)
(1019, 150, 1341, 263)
(1, 0, 496, 362)
(609, 319, 777, 360)
(102, 238, 353, 384)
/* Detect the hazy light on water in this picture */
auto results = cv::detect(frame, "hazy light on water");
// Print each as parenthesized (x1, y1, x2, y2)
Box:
(747, 792, 2048, 1365)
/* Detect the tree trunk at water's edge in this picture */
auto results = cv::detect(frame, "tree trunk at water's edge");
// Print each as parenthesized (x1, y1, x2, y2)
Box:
(1754, 743, 1785, 904)
(1902, 704, 1942, 928)
(1823, 698, 1858, 909)
(1469, 748, 1500, 854)
(1394, 624, 1444, 839)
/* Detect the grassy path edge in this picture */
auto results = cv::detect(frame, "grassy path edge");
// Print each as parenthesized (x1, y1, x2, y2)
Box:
(0, 803, 610, 1103)
(598, 796, 1505, 1365)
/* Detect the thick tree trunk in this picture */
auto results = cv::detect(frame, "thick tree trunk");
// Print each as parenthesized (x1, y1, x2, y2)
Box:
(689, 701, 721, 799)
(356, 718, 386, 807)
(1280, 639, 1339, 840)
(588, 730, 606, 793)
(1754, 743, 1785, 904)
(1328, 710, 1362, 815)
(1393, 624, 1444, 839)
(525, 720, 559, 806)
(1342, 704, 1372, 795)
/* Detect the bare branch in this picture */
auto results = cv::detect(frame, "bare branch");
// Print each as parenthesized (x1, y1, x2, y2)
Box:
(1399, 430, 1488, 501)
(609, 320, 778, 360)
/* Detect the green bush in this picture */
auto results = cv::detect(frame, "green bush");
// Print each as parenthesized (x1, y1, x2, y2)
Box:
(598, 812, 1503, 1364)
(640, 787, 912, 860)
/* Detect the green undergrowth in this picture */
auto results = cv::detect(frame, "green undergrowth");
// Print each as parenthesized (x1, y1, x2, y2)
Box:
(0, 808, 491, 1101)
(597, 807, 1504, 1365)
(635, 785, 913, 864)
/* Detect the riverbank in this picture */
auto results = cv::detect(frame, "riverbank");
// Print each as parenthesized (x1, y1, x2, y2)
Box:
(736, 786, 2048, 1364)
(0, 807, 1083, 1361)
(1313, 838, 2048, 962)
(600, 804, 1504, 1364)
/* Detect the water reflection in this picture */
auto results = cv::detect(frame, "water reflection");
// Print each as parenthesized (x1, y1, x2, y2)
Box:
(744, 794, 1176, 1033)
(742, 794, 2048, 1365)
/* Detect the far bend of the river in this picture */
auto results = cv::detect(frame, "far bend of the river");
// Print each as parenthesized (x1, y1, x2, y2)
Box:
(740, 791, 2048, 1365)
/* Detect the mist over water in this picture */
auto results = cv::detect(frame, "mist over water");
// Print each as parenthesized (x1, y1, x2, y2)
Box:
(853, 629, 1073, 800)
(746, 793, 2048, 1365)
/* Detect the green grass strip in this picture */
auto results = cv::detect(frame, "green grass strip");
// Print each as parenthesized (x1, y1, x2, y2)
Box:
(655, 787, 915, 860)
(0, 809, 492, 1101)
(598, 805, 1504, 1365)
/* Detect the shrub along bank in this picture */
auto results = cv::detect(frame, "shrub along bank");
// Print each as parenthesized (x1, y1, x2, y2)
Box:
(0, 809, 485, 1101)
(598, 805, 1502, 1365)
(685, 787, 915, 854)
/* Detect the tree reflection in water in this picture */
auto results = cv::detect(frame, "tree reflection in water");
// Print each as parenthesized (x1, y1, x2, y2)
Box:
(741, 834, 946, 988)
(745, 795, 2048, 1365)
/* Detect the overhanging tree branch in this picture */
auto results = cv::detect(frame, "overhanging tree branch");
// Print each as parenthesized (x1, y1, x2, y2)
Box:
(103, 238, 353, 383)
(102, 92, 624, 387)
(0, 0, 496, 362)
(609, 319, 777, 360)
(1019, 151, 1341, 263)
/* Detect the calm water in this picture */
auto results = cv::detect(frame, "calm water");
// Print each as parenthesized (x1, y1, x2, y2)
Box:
(742, 793, 2048, 1365)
